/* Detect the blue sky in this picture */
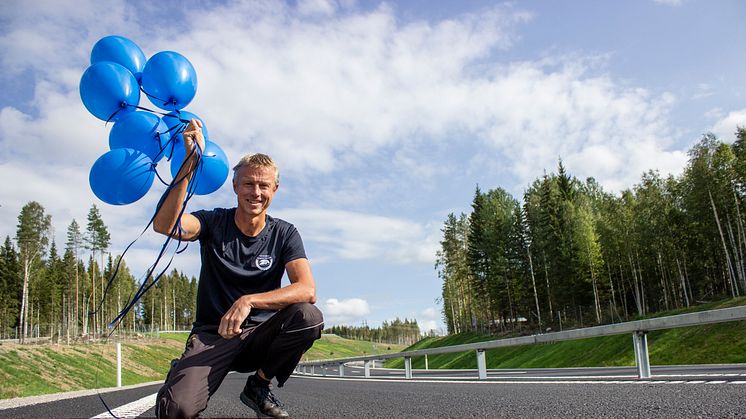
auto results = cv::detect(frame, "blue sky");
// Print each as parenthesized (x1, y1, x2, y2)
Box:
(2, 0, 746, 333)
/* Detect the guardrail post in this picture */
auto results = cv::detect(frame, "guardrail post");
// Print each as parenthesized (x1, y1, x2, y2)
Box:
(364, 360, 371, 378)
(322, 364, 327, 376)
(477, 349, 487, 379)
(339, 363, 345, 377)
(116, 342, 122, 387)
(425, 354, 429, 370)
(311, 365, 315, 375)
(404, 357, 412, 379)
(633, 331, 651, 379)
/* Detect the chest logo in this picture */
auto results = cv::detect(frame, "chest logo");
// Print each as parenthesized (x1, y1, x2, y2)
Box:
(256, 255, 273, 271)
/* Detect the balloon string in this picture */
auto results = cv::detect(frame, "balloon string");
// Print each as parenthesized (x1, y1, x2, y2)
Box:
(125, 103, 192, 125)
(90, 145, 203, 328)
(107, 157, 201, 327)
(104, 100, 196, 168)
(138, 85, 178, 109)
(104, 102, 129, 126)
(95, 145, 202, 321)
(152, 163, 170, 186)
(92, 162, 200, 417)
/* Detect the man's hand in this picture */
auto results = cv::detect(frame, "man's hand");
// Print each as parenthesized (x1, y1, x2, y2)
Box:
(218, 296, 253, 339)
(182, 119, 205, 160)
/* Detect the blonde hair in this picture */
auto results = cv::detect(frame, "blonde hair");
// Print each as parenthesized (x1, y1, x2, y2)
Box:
(232, 153, 280, 184)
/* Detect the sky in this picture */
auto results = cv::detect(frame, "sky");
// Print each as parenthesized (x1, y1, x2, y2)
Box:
(2, 0, 746, 334)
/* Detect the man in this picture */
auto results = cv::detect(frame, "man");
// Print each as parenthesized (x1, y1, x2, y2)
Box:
(153, 120, 323, 418)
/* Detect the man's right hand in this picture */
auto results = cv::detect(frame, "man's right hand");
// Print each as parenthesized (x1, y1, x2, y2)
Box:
(151, 118, 204, 241)
(182, 119, 205, 161)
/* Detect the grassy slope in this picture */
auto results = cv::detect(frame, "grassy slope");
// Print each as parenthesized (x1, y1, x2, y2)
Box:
(387, 297, 746, 369)
(4, 298, 742, 399)
(303, 334, 406, 361)
(0, 333, 403, 399)
(0, 338, 184, 399)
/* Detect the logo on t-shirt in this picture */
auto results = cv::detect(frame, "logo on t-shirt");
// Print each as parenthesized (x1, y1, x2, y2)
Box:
(256, 255, 273, 271)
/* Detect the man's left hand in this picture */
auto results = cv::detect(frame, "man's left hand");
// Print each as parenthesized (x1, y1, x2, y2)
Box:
(218, 296, 253, 339)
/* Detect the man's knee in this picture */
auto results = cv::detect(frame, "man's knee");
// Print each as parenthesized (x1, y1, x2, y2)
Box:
(156, 385, 206, 419)
(284, 302, 324, 331)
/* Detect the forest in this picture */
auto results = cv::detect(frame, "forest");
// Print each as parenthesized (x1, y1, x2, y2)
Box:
(326, 318, 423, 345)
(438, 130, 746, 335)
(0, 203, 197, 342)
(4, 130, 746, 344)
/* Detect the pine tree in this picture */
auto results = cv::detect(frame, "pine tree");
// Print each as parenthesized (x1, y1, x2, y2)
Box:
(16, 202, 51, 343)
(65, 219, 83, 336)
(85, 205, 110, 336)
(0, 237, 20, 338)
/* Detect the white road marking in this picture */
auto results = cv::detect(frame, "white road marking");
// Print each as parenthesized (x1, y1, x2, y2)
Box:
(292, 375, 729, 385)
(90, 393, 156, 419)
(0, 381, 162, 411)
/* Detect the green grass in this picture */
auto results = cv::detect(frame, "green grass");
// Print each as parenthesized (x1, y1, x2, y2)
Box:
(304, 334, 406, 361)
(386, 297, 746, 369)
(4, 298, 742, 400)
(158, 332, 190, 343)
(0, 339, 185, 399)
(0, 332, 402, 399)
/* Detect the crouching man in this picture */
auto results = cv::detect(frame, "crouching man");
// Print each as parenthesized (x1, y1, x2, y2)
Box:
(153, 120, 323, 418)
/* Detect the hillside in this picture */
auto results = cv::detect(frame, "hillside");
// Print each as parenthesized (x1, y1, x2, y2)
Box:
(386, 297, 746, 369)
(0, 333, 404, 399)
(0, 338, 183, 399)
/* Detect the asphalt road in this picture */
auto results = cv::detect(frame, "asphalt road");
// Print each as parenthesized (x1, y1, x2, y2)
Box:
(1, 365, 745, 418)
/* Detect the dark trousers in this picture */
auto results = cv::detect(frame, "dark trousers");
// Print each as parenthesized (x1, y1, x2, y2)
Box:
(156, 302, 323, 419)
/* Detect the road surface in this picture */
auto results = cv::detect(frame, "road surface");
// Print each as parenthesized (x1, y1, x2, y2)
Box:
(1, 364, 744, 418)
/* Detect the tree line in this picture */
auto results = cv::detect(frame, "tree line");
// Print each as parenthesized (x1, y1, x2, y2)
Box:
(0, 202, 197, 343)
(327, 318, 422, 345)
(438, 130, 746, 335)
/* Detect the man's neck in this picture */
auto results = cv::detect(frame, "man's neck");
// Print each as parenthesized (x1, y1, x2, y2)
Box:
(234, 210, 266, 237)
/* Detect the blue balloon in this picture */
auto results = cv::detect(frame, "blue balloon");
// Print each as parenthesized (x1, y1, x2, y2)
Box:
(80, 62, 140, 121)
(91, 36, 147, 82)
(109, 111, 171, 163)
(141, 51, 197, 111)
(90, 148, 155, 205)
(170, 140, 229, 195)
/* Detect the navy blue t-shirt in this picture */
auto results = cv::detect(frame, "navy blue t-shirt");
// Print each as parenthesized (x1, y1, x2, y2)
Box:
(192, 208, 307, 326)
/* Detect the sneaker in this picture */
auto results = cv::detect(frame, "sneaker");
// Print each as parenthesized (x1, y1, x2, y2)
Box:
(240, 375, 290, 418)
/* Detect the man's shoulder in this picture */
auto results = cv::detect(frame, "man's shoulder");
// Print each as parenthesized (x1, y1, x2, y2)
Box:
(192, 207, 236, 234)
(193, 207, 235, 219)
(267, 215, 298, 235)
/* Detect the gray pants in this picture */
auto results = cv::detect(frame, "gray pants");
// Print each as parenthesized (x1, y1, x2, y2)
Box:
(156, 302, 324, 419)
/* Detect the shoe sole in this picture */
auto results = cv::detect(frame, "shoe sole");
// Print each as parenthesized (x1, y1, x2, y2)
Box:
(240, 392, 272, 418)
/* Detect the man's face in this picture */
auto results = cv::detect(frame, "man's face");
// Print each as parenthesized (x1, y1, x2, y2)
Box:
(233, 165, 278, 217)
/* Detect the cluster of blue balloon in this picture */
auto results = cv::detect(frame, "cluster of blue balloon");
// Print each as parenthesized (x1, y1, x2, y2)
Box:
(80, 36, 229, 205)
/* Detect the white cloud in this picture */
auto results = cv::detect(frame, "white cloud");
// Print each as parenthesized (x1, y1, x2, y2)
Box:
(0, 0, 701, 276)
(320, 297, 370, 325)
(296, 0, 338, 16)
(653, 0, 685, 6)
(691, 83, 714, 100)
(711, 109, 746, 143)
(273, 208, 441, 264)
(418, 307, 442, 334)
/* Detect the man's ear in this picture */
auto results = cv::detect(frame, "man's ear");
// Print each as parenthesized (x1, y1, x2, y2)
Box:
(233, 179, 238, 194)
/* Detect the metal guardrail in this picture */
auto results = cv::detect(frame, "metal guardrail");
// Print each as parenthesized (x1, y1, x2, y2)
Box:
(297, 305, 746, 380)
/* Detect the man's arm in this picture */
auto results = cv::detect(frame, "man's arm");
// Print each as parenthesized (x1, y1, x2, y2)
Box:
(218, 258, 317, 339)
(152, 119, 204, 241)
